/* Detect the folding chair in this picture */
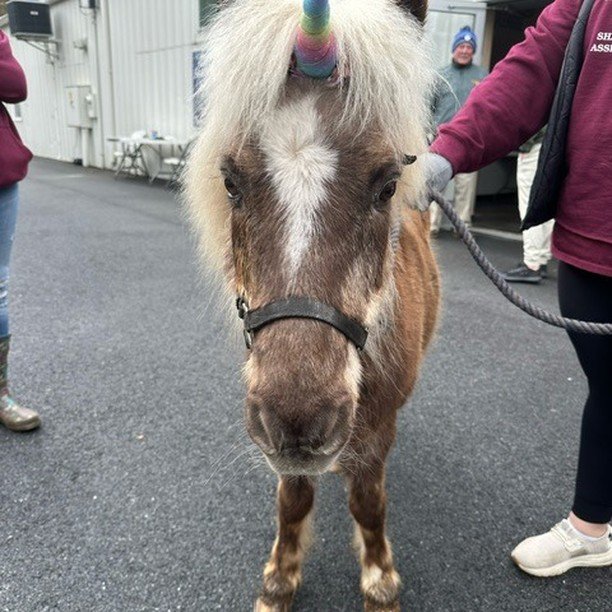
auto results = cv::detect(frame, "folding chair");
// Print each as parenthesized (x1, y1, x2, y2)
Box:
(161, 139, 195, 187)
(113, 130, 147, 178)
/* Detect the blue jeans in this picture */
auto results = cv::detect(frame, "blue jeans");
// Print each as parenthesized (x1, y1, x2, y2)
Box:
(0, 183, 19, 338)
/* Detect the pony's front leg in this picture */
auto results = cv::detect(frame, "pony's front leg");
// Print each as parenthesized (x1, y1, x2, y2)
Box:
(348, 468, 401, 612)
(255, 475, 314, 612)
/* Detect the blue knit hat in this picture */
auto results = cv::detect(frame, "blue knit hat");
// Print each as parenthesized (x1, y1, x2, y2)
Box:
(452, 26, 477, 52)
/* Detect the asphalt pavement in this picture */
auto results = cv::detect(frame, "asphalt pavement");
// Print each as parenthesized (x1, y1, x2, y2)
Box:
(1, 159, 609, 611)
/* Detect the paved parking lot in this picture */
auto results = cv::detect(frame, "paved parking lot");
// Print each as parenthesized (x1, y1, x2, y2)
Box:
(0, 159, 609, 611)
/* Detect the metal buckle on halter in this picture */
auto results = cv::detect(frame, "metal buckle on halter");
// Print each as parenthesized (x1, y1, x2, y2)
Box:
(236, 296, 254, 349)
(236, 296, 248, 319)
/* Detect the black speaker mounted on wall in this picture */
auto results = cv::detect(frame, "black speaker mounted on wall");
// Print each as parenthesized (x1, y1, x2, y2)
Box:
(7, 1, 53, 40)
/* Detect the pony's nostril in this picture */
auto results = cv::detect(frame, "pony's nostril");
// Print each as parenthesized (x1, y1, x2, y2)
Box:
(246, 403, 276, 455)
(322, 405, 352, 451)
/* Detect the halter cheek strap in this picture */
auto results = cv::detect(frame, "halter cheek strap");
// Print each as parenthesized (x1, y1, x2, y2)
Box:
(237, 296, 368, 351)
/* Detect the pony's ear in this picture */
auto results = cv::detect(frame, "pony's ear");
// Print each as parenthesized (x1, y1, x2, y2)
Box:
(397, 0, 427, 24)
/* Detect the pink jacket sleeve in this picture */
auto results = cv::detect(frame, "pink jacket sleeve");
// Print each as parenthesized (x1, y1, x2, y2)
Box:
(430, 0, 581, 174)
(0, 30, 28, 104)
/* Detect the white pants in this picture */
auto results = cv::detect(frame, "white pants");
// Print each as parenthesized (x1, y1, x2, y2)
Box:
(430, 172, 478, 231)
(517, 143, 553, 268)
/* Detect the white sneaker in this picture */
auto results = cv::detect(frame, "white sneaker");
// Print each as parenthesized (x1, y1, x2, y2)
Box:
(511, 519, 612, 577)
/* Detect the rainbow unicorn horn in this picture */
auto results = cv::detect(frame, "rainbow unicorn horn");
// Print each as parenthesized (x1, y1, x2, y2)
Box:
(294, 0, 337, 79)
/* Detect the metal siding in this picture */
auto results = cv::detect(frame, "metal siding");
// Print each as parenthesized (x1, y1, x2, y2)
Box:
(2, 0, 94, 162)
(108, 0, 199, 144)
(2, 0, 200, 168)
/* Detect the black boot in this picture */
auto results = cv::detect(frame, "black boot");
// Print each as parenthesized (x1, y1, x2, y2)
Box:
(0, 336, 41, 432)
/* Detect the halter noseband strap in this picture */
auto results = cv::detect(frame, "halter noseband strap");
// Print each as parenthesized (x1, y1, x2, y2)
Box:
(237, 296, 368, 351)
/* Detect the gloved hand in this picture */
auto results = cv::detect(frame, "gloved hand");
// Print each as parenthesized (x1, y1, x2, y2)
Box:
(413, 152, 453, 211)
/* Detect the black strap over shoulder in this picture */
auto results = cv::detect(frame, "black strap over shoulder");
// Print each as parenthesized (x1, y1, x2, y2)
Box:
(237, 296, 368, 351)
(521, 0, 596, 231)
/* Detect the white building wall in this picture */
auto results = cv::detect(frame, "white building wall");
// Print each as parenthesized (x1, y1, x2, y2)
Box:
(2, 0, 94, 163)
(1, 0, 200, 169)
(104, 0, 199, 146)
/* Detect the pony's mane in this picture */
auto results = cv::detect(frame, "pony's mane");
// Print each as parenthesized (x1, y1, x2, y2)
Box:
(185, 0, 435, 271)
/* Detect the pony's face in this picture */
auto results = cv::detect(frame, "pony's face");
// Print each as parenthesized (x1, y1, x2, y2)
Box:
(225, 88, 404, 475)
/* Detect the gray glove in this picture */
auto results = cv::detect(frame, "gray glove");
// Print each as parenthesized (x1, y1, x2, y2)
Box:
(413, 152, 453, 211)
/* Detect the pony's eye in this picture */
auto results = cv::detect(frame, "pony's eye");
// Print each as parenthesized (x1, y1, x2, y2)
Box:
(224, 177, 242, 203)
(377, 180, 397, 204)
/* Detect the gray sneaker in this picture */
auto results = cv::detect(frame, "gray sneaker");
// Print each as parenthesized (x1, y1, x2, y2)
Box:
(502, 262, 542, 284)
(511, 519, 612, 577)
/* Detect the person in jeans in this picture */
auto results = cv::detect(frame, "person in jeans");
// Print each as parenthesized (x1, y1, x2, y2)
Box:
(430, 26, 488, 234)
(422, 0, 612, 577)
(503, 128, 554, 284)
(0, 30, 40, 431)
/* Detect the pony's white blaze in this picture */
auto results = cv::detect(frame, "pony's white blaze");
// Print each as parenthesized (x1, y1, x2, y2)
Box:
(261, 96, 338, 275)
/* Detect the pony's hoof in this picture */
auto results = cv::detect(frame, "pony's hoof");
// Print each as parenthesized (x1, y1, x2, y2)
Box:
(254, 596, 292, 612)
(362, 567, 402, 611)
(364, 599, 400, 612)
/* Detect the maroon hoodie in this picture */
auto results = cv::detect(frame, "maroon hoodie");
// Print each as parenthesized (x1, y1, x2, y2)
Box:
(431, 0, 612, 278)
(0, 30, 33, 188)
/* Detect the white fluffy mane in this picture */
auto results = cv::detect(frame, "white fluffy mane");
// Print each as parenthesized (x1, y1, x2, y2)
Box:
(185, 0, 435, 272)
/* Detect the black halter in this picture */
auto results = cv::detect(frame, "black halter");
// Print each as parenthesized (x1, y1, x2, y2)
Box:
(236, 296, 368, 351)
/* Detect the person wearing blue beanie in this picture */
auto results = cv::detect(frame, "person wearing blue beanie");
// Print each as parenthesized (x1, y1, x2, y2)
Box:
(430, 25, 488, 234)
(452, 26, 478, 53)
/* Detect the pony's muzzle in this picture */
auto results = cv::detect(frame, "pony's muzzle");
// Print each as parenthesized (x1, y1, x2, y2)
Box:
(246, 394, 353, 475)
